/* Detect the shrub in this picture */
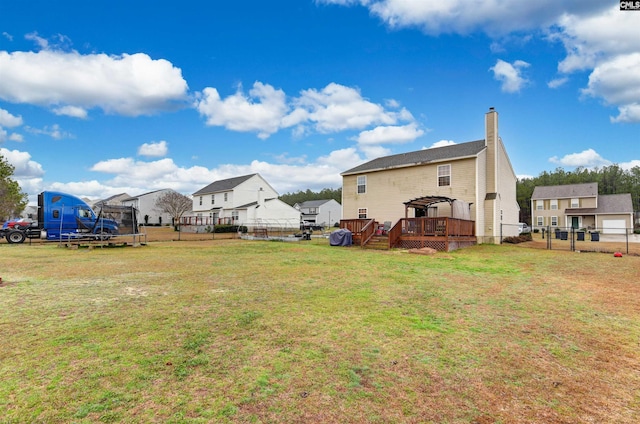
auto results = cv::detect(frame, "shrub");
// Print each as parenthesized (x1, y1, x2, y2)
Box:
(212, 225, 248, 234)
(503, 234, 533, 244)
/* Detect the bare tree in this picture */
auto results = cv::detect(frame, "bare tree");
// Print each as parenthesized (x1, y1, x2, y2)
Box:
(154, 190, 192, 232)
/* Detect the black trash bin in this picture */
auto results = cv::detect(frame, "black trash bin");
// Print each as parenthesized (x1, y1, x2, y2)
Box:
(577, 231, 585, 241)
(560, 231, 568, 240)
(591, 231, 599, 242)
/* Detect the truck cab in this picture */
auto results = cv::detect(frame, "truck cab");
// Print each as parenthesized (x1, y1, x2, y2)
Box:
(38, 191, 119, 241)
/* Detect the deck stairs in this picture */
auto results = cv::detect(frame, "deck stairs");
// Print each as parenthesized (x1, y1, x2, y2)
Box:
(363, 234, 389, 250)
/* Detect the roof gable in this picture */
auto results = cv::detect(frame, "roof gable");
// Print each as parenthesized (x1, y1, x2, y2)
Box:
(296, 199, 332, 208)
(341, 140, 486, 175)
(531, 183, 598, 200)
(193, 174, 258, 196)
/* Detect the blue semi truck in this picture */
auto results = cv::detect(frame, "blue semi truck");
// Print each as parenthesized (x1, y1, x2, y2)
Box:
(1, 191, 122, 244)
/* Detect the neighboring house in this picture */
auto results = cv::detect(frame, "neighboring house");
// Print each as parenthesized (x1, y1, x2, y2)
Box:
(294, 199, 342, 227)
(341, 107, 519, 244)
(92, 193, 131, 208)
(531, 183, 634, 234)
(122, 189, 179, 226)
(191, 173, 300, 229)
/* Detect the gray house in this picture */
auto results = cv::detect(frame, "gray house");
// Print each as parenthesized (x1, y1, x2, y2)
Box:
(294, 199, 342, 227)
(531, 183, 634, 234)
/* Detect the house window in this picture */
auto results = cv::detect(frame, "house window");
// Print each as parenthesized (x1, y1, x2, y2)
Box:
(550, 199, 558, 210)
(358, 208, 368, 219)
(211, 194, 215, 204)
(308, 207, 318, 214)
(571, 198, 579, 208)
(231, 211, 239, 221)
(357, 176, 366, 194)
(438, 164, 451, 187)
(224, 193, 228, 202)
(536, 200, 543, 210)
(199, 196, 202, 206)
(536, 216, 544, 226)
(551, 216, 558, 226)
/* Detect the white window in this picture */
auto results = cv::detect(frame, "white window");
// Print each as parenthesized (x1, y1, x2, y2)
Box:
(438, 164, 451, 187)
(231, 211, 239, 221)
(199, 196, 202, 206)
(571, 198, 579, 208)
(550, 199, 558, 210)
(536, 200, 543, 210)
(551, 216, 558, 226)
(224, 193, 228, 202)
(308, 207, 318, 214)
(211, 194, 215, 204)
(357, 176, 366, 194)
(358, 208, 368, 219)
(536, 216, 544, 226)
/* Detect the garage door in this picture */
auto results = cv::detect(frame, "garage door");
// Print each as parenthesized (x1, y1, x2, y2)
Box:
(602, 219, 626, 234)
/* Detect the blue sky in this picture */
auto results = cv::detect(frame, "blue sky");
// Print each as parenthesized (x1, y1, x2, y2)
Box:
(0, 1, 638, 203)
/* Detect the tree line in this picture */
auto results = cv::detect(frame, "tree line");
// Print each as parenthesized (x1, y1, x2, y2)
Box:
(279, 187, 341, 206)
(517, 165, 640, 224)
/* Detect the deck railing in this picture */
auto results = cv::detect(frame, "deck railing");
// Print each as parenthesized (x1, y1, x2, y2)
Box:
(389, 217, 475, 247)
(340, 218, 376, 247)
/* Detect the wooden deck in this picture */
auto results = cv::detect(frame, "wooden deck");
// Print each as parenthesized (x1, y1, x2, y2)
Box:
(341, 217, 476, 252)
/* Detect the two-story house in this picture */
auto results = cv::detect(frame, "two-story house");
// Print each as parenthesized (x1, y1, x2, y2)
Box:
(294, 199, 342, 228)
(341, 107, 519, 244)
(122, 189, 179, 226)
(531, 183, 633, 234)
(191, 173, 300, 228)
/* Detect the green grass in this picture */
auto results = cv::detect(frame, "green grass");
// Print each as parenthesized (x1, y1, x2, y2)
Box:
(1, 240, 639, 423)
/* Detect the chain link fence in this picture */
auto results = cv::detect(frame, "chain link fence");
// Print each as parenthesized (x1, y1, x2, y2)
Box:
(501, 223, 639, 255)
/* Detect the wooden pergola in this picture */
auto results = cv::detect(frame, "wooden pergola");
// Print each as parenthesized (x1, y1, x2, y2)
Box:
(403, 195, 456, 218)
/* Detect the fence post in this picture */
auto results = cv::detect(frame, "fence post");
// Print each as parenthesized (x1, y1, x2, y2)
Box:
(547, 226, 551, 250)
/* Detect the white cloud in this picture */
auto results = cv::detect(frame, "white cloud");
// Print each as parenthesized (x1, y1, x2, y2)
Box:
(354, 123, 424, 145)
(427, 140, 457, 149)
(549, 148, 611, 168)
(138, 140, 168, 157)
(319, 0, 605, 36)
(0, 147, 45, 178)
(619, 160, 640, 171)
(196, 82, 290, 139)
(9, 133, 24, 142)
(196, 81, 418, 140)
(547, 77, 568, 89)
(25, 124, 71, 140)
(0, 50, 189, 116)
(295, 83, 398, 133)
(53, 105, 88, 119)
(490, 59, 530, 93)
(2, 32, 13, 41)
(0, 108, 23, 127)
(580, 53, 640, 123)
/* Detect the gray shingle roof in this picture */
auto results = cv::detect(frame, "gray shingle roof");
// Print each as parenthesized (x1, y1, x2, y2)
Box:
(193, 174, 257, 196)
(531, 183, 598, 200)
(296, 199, 331, 208)
(341, 140, 486, 175)
(568, 193, 633, 215)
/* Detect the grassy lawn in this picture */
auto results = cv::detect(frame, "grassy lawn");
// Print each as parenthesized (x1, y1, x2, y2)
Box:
(1, 240, 639, 423)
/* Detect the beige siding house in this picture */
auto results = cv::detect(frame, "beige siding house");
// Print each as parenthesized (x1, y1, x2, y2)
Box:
(341, 108, 519, 244)
(531, 183, 634, 234)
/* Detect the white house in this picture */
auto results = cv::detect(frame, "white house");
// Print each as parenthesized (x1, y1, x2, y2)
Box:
(294, 199, 342, 227)
(122, 189, 179, 226)
(191, 174, 300, 229)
